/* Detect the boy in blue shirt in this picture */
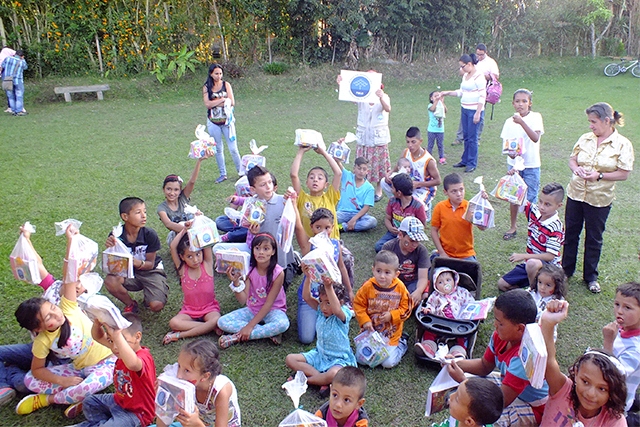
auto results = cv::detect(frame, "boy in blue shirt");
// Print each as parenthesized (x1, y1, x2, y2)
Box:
(335, 156, 377, 232)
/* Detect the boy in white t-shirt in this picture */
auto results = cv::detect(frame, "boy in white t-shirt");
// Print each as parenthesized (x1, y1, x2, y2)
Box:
(500, 89, 544, 241)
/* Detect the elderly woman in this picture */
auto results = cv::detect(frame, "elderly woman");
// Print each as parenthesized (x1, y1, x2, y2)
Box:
(562, 102, 634, 293)
(203, 63, 241, 183)
(438, 54, 486, 174)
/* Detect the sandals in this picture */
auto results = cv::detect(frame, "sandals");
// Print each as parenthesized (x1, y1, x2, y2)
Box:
(503, 230, 517, 240)
(162, 331, 181, 345)
(270, 334, 283, 346)
(588, 281, 601, 294)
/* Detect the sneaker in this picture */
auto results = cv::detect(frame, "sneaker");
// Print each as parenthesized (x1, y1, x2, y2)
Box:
(439, 158, 447, 165)
(218, 333, 241, 349)
(0, 387, 16, 406)
(13, 111, 27, 116)
(123, 301, 139, 314)
(16, 394, 49, 415)
(3, 108, 11, 113)
(64, 402, 83, 419)
(414, 342, 436, 358)
(215, 175, 228, 184)
(220, 233, 230, 243)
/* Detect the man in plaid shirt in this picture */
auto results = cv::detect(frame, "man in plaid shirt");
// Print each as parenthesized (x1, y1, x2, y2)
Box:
(2, 50, 27, 116)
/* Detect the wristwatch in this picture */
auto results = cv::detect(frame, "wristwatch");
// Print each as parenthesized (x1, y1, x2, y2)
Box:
(597, 172, 604, 181)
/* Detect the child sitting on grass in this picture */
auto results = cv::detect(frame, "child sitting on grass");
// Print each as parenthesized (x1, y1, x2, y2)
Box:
(162, 226, 221, 345)
(353, 250, 412, 369)
(447, 289, 548, 426)
(602, 281, 640, 425)
(285, 280, 356, 391)
(80, 313, 156, 427)
(415, 267, 475, 359)
(401, 126, 441, 219)
(497, 183, 565, 292)
(541, 300, 627, 426)
(335, 156, 377, 232)
(314, 366, 369, 427)
(430, 377, 503, 427)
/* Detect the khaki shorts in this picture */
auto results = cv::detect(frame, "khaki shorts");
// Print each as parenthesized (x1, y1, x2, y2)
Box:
(122, 268, 168, 306)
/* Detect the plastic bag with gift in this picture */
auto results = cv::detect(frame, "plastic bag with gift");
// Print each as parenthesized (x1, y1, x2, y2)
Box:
(464, 176, 495, 229)
(280, 371, 328, 427)
(502, 136, 526, 158)
(294, 129, 324, 148)
(277, 194, 296, 254)
(491, 159, 528, 205)
(10, 222, 42, 284)
(434, 100, 446, 119)
(238, 198, 266, 228)
(62, 221, 99, 283)
(354, 330, 390, 368)
(155, 363, 196, 426)
(234, 175, 251, 197)
(327, 131, 356, 164)
(239, 139, 268, 175)
(102, 223, 134, 278)
(301, 232, 341, 285)
(187, 213, 220, 250)
(188, 124, 216, 159)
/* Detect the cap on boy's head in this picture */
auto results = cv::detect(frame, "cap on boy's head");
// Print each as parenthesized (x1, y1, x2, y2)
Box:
(119, 197, 145, 215)
(123, 313, 143, 335)
(406, 126, 421, 139)
(541, 182, 565, 203)
(391, 173, 413, 196)
(443, 173, 464, 191)
(247, 164, 270, 186)
(354, 157, 369, 167)
(398, 217, 428, 242)
(465, 377, 503, 425)
(616, 282, 640, 307)
(374, 250, 399, 270)
(332, 366, 366, 400)
(495, 289, 537, 325)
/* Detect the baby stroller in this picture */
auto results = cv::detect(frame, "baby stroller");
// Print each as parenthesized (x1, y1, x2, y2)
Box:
(414, 257, 483, 363)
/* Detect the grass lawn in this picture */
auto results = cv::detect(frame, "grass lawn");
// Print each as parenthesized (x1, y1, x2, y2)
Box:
(0, 57, 638, 427)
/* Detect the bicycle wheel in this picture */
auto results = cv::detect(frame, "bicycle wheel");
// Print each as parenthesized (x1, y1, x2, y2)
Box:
(631, 64, 640, 78)
(604, 63, 621, 76)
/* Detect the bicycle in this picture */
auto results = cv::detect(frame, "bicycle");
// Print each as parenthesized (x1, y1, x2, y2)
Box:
(603, 57, 640, 77)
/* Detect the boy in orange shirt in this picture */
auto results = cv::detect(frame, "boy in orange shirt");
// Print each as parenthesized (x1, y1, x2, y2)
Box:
(431, 173, 485, 261)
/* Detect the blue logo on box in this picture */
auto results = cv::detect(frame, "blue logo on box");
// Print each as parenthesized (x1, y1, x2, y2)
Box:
(350, 76, 371, 98)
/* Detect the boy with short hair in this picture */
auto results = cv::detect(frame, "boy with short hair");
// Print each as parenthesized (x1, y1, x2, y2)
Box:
(315, 366, 369, 426)
(353, 251, 412, 368)
(78, 313, 156, 426)
(603, 281, 640, 424)
(104, 197, 168, 313)
(402, 126, 441, 220)
(291, 142, 343, 239)
(335, 156, 377, 232)
(431, 173, 484, 260)
(497, 183, 565, 291)
(374, 173, 427, 252)
(432, 377, 503, 427)
(447, 289, 549, 426)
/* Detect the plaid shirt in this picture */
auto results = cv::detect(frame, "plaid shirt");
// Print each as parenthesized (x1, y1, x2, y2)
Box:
(1, 54, 27, 84)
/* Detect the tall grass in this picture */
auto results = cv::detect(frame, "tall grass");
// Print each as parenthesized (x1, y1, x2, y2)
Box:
(0, 57, 638, 426)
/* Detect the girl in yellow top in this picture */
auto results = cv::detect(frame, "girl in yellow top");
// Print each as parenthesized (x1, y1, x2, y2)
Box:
(15, 225, 115, 416)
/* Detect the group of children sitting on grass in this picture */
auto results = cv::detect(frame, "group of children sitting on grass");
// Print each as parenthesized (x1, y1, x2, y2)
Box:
(2, 88, 639, 427)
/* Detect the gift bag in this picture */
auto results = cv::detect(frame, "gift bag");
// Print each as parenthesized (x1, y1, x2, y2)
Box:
(434, 100, 446, 119)
(294, 129, 324, 148)
(65, 231, 99, 283)
(239, 198, 266, 228)
(188, 124, 216, 159)
(102, 223, 134, 278)
(215, 248, 250, 278)
(502, 137, 526, 158)
(464, 176, 495, 228)
(156, 364, 196, 426)
(280, 371, 327, 427)
(354, 330, 390, 368)
(301, 232, 341, 284)
(239, 139, 268, 175)
(10, 222, 41, 284)
(187, 214, 220, 250)
(491, 173, 528, 205)
(234, 176, 251, 197)
(277, 196, 296, 254)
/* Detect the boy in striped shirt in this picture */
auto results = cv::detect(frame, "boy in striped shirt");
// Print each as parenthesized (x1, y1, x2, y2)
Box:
(497, 183, 565, 291)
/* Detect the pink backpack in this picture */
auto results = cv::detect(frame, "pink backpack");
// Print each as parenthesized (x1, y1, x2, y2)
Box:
(486, 73, 502, 105)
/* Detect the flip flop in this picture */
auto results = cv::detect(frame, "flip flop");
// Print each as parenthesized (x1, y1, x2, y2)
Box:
(503, 230, 517, 240)
(162, 331, 180, 345)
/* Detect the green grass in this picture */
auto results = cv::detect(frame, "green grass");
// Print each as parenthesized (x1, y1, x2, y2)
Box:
(0, 57, 639, 426)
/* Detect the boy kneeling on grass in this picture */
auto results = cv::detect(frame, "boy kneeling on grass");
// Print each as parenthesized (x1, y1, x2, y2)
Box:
(315, 366, 369, 427)
(446, 289, 548, 427)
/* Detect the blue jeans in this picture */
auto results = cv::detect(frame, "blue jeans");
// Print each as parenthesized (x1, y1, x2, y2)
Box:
(460, 108, 484, 169)
(0, 343, 32, 392)
(456, 114, 485, 143)
(337, 211, 377, 232)
(374, 231, 396, 252)
(207, 120, 241, 177)
(6, 80, 24, 114)
(215, 215, 248, 242)
(77, 393, 141, 427)
(297, 295, 318, 344)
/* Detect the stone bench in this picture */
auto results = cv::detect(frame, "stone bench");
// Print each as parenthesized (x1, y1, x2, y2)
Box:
(54, 84, 110, 102)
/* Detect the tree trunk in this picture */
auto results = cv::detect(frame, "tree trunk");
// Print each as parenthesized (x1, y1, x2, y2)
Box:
(210, 0, 227, 61)
(0, 17, 6, 46)
(96, 32, 104, 74)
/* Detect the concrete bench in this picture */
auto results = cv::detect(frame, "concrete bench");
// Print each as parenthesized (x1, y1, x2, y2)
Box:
(54, 84, 110, 102)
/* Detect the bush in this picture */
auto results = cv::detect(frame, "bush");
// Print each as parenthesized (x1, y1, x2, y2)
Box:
(219, 61, 245, 78)
(262, 62, 289, 75)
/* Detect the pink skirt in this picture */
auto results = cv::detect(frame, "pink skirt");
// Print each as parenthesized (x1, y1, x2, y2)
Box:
(356, 145, 391, 183)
